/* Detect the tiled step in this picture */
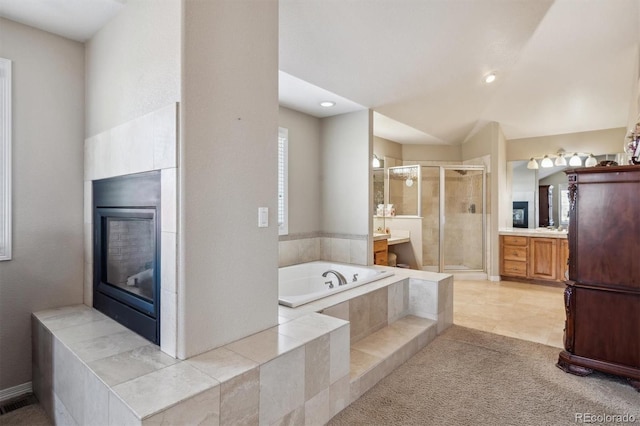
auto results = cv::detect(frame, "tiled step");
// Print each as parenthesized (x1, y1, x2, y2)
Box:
(349, 315, 437, 402)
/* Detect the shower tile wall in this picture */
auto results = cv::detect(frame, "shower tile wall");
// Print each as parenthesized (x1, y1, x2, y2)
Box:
(278, 235, 368, 267)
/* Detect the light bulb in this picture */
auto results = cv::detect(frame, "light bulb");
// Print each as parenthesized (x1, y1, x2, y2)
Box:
(527, 158, 539, 170)
(554, 153, 567, 166)
(540, 155, 553, 168)
(569, 153, 582, 167)
(585, 154, 598, 167)
(405, 178, 414, 187)
(483, 72, 497, 84)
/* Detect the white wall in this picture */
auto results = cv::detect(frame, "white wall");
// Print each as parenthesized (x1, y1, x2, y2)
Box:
(373, 136, 402, 161)
(507, 127, 626, 162)
(321, 110, 372, 236)
(402, 143, 462, 162)
(0, 18, 85, 391)
(278, 107, 321, 235)
(179, 0, 279, 358)
(85, 0, 181, 137)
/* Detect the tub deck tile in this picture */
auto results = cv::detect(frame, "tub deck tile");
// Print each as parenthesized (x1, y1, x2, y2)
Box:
(348, 315, 438, 403)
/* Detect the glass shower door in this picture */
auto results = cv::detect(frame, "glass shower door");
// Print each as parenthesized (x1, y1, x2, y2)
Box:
(420, 166, 440, 272)
(440, 167, 485, 272)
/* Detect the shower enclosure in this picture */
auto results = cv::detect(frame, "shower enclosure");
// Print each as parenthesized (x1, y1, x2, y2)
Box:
(421, 165, 485, 273)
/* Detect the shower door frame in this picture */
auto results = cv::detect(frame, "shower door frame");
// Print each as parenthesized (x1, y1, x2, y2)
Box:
(438, 165, 486, 273)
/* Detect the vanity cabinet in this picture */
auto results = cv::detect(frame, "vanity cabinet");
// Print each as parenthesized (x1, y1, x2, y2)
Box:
(500, 236, 528, 278)
(557, 166, 640, 390)
(500, 235, 567, 284)
(373, 239, 388, 266)
(558, 239, 569, 281)
(528, 237, 557, 280)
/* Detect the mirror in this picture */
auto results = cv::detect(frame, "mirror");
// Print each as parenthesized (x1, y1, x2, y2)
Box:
(388, 165, 421, 216)
(510, 154, 618, 228)
(373, 168, 384, 212)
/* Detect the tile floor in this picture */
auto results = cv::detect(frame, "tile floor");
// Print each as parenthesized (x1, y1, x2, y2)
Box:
(453, 279, 566, 348)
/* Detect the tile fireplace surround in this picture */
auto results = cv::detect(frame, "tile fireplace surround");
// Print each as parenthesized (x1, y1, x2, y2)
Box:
(83, 103, 178, 357)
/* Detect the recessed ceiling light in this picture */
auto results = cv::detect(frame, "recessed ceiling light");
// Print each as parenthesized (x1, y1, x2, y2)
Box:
(320, 101, 336, 107)
(483, 73, 497, 84)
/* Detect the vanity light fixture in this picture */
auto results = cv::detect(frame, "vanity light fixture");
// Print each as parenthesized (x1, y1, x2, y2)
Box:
(585, 153, 598, 167)
(540, 155, 554, 168)
(483, 72, 497, 84)
(554, 151, 567, 166)
(527, 157, 539, 170)
(372, 154, 381, 168)
(319, 101, 336, 107)
(569, 153, 582, 167)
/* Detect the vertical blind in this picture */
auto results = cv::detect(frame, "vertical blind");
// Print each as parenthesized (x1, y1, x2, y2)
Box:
(0, 58, 11, 261)
(278, 127, 288, 235)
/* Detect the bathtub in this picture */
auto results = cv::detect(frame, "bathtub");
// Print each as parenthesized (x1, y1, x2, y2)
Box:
(279, 261, 394, 307)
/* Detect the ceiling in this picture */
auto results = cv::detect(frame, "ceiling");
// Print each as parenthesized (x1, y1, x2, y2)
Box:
(3, 0, 639, 145)
(280, 0, 640, 144)
(0, 0, 125, 41)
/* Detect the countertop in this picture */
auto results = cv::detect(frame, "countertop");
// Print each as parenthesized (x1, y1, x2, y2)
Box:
(373, 233, 389, 241)
(373, 232, 411, 245)
(499, 228, 568, 239)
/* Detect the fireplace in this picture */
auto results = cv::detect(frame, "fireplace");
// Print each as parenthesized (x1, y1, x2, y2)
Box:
(93, 171, 161, 344)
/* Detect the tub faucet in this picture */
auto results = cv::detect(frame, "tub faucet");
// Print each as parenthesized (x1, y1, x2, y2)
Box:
(322, 270, 348, 286)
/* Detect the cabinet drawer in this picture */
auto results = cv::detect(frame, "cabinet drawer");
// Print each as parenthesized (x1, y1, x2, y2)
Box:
(373, 239, 388, 252)
(374, 251, 388, 266)
(503, 245, 527, 262)
(502, 236, 528, 246)
(503, 260, 527, 277)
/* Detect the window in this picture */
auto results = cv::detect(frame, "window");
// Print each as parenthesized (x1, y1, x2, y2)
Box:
(0, 58, 11, 261)
(278, 127, 288, 235)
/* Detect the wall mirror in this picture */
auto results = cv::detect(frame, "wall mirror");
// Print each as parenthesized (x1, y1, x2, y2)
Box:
(510, 154, 618, 228)
(388, 165, 421, 216)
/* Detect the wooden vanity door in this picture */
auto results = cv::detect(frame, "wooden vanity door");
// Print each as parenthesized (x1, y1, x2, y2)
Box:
(528, 237, 557, 280)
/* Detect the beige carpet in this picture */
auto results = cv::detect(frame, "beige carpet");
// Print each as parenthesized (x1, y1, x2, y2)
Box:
(2, 326, 638, 426)
(330, 326, 639, 426)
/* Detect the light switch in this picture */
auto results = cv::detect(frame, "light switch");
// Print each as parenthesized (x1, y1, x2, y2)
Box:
(258, 207, 268, 227)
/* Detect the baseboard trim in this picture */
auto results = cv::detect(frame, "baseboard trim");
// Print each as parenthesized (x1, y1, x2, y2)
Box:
(488, 275, 501, 282)
(0, 382, 32, 403)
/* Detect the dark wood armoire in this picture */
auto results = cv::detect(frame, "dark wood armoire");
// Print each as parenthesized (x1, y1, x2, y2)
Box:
(557, 166, 640, 391)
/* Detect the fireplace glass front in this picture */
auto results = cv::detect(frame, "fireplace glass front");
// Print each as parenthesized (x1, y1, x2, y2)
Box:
(93, 171, 161, 344)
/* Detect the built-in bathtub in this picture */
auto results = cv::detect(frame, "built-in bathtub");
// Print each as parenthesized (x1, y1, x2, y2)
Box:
(279, 261, 394, 307)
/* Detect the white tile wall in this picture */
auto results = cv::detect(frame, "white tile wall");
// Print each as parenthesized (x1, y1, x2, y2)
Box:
(278, 235, 368, 267)
(329, 325, 350, 384)
(160, 232, 177, 294)
(160, 168, 177, 234)
(160, 290, 177, 358)
(218, 368, 260, 425)
(259, 346, 305, 425)
(83, 366, 109, 425)
(142, 386, 220, 425)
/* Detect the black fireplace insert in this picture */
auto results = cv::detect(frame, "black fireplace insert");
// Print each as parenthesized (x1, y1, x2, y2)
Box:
(93, 171, 161, 344)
